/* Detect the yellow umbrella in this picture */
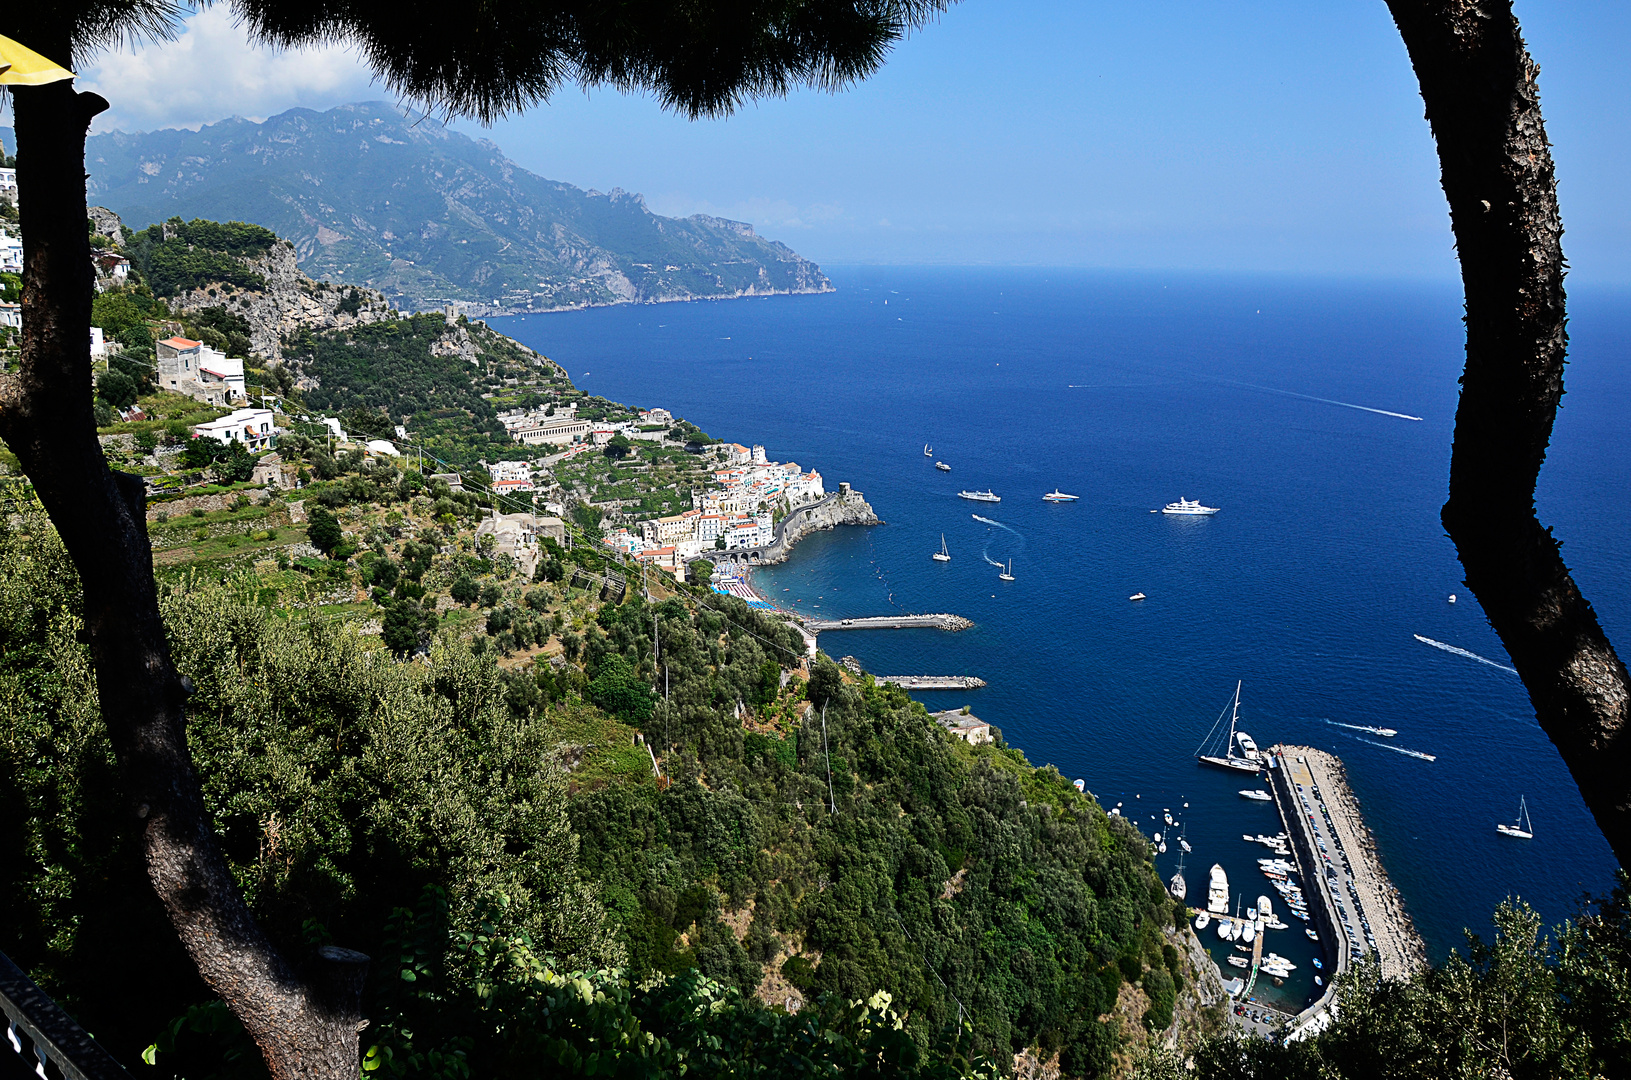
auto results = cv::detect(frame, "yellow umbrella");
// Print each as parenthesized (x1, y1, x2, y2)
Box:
(0, 34, 76, 86)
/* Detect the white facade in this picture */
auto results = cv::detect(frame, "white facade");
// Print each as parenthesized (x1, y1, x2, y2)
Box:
(192, 408, 277, 451)
(0, 168, 17, 205)
(513, 416, 590, 446)
(158, 336, 246, 406)
(638, 408, 672, 426)
(0, 302, 19, 330)
(487, 460, 532, 483)
(0, 230, 21, 274)
(90, 327, 107, 358)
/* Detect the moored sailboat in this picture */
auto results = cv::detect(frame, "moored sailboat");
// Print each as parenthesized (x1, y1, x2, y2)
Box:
(1196, 682, 1262, 773)
(1496, 795, 1534, 839)
(932, 534, 951, 562)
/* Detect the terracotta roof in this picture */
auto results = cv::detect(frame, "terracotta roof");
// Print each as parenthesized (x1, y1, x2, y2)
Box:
(160, 336, 201, 349)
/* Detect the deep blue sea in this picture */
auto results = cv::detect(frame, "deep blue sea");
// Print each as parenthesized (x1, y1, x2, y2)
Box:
(492, 267, 1627, 1011)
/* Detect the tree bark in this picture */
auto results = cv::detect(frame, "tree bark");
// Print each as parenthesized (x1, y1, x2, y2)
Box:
(0, 78, 365, 1079)
(1385, 0, 1631, 866)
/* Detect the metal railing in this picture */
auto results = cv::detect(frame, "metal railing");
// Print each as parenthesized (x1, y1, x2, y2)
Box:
(0, 951, 131, 1080)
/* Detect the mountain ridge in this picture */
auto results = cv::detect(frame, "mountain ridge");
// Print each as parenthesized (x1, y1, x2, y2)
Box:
(79, 103, 831, 314)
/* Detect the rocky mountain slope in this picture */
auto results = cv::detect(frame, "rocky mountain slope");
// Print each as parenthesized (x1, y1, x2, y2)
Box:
(83, 103, 832, 314)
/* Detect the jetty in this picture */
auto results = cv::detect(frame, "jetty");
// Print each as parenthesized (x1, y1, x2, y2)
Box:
(877, 675, 987, 690)
(1261, 744, 1426, 1037)
(801, 614, 973, 633)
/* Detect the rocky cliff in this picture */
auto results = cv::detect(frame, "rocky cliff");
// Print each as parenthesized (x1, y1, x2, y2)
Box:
(756, 487, 882, 565)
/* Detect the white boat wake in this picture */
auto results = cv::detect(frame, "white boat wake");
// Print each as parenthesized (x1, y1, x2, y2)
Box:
(1225, 380, 1423, 421)
(1342, 733, 1437, 762)
(1414, 634, 1517, 675)
(971, 513, 1021, 538)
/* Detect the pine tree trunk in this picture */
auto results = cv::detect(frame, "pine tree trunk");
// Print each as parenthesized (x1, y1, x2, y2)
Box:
(0, 78, 366, 1079)
(1385, 0, 1631, 866)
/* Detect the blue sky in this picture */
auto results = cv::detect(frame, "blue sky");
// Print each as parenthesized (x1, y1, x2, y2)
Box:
(32, 2, 1631, 279)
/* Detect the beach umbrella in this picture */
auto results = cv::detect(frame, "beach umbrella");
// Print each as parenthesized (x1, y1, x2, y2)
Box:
(0, 35, 76, 85)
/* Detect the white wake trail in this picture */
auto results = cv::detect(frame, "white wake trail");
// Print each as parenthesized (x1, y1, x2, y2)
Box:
(1226, 380, 1423, 421)
(1414, 634, 1518, 675)
(1341, 733, 1437, 762)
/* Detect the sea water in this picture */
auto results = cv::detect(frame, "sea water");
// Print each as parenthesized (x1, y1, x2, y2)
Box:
(492, 267, 1627, 1009)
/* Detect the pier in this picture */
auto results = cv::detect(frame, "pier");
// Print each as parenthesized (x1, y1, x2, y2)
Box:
(876, 675, 987, 690)
(1264, 744, 1425, 1035)
(801, 614, 973, 633)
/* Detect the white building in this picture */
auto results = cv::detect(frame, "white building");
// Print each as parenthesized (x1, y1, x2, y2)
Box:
(0, 230, 21, 274)
(0, 168, 17, 205)
(192, 408, 277, 451)
(157, 336, 246, 406)
(638, 408, 672, 426)
(512, 416, 591, 446)
(0, 302, 19, 330)
(90, 327, 107, 358)
(487, 460, 532, 483)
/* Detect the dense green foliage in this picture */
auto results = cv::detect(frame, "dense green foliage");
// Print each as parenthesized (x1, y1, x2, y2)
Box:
(1182, 888, 1631, 1080)
(0, 517, 616, 1069)
(289, 315, 511, 463)
(527, 594, 1172, 1072)
(125, 218, 277, 298)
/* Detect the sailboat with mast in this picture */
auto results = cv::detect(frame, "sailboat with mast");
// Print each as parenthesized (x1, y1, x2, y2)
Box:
(1169, 846, 1187, 901)
(1196, 681, 1262, 773)
(998, 559, 1015, 582)
(932, 534, 951, 562)
(1497, 796, 1534, 839)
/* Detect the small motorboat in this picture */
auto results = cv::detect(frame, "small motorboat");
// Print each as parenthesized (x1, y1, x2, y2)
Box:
(1306, 928, 1319, 941)
(1239, 790, 1272, 802)
(1314, 975, 1324, 987)
(1129, 592, 1147, 601)
(1194, 912, 1211, 930)
(1227, 955, 1250, 969)
(935, 461, 951, 472)
(1042, 490, 1080, 502)
(1448, 594, 1457, 604)
(1311, 958, 1323, 970)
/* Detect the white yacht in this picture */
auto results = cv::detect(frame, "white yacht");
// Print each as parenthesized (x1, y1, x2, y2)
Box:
(1227, 955, 1250, 969)
(959, 489, 1001, 503)
(1161, 497, 1220, 515)
(1194, 912, 1211, 931)
(932, 534, 951, 562)
(1207, 864, 1229, 914)
(1241, 919, 1256, 944)
(1497, 795, 1534, 839)
(998, 559, 1015, 582)
(936, 461, 951, 472)
(1257, 895, 1274, 919)
(1196, 682, 1262, 773)
(1239, 789, 1272, 802)
(1042, 490, 1080, 502)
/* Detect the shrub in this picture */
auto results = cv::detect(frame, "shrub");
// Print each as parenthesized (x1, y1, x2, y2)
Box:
(306, 507, 343, 555)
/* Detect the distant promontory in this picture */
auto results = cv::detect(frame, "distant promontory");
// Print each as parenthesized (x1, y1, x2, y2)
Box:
(82, 102, 832, 316)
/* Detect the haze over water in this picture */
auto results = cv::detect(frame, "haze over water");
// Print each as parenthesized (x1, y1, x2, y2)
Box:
(494, 267, 1626, 1006)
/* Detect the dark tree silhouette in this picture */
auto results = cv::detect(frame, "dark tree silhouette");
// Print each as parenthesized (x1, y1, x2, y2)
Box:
(1384, 0, 1631, 867)
(0, 4, 950, 1077)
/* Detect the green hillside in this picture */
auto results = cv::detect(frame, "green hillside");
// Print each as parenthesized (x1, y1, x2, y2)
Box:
(82, 103, 831, 313)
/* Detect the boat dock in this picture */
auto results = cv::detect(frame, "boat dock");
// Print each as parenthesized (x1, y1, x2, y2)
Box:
(1266, 744, 1426, 1027)
(801, 614, 974, 633)
(876, 675, 988, 690)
